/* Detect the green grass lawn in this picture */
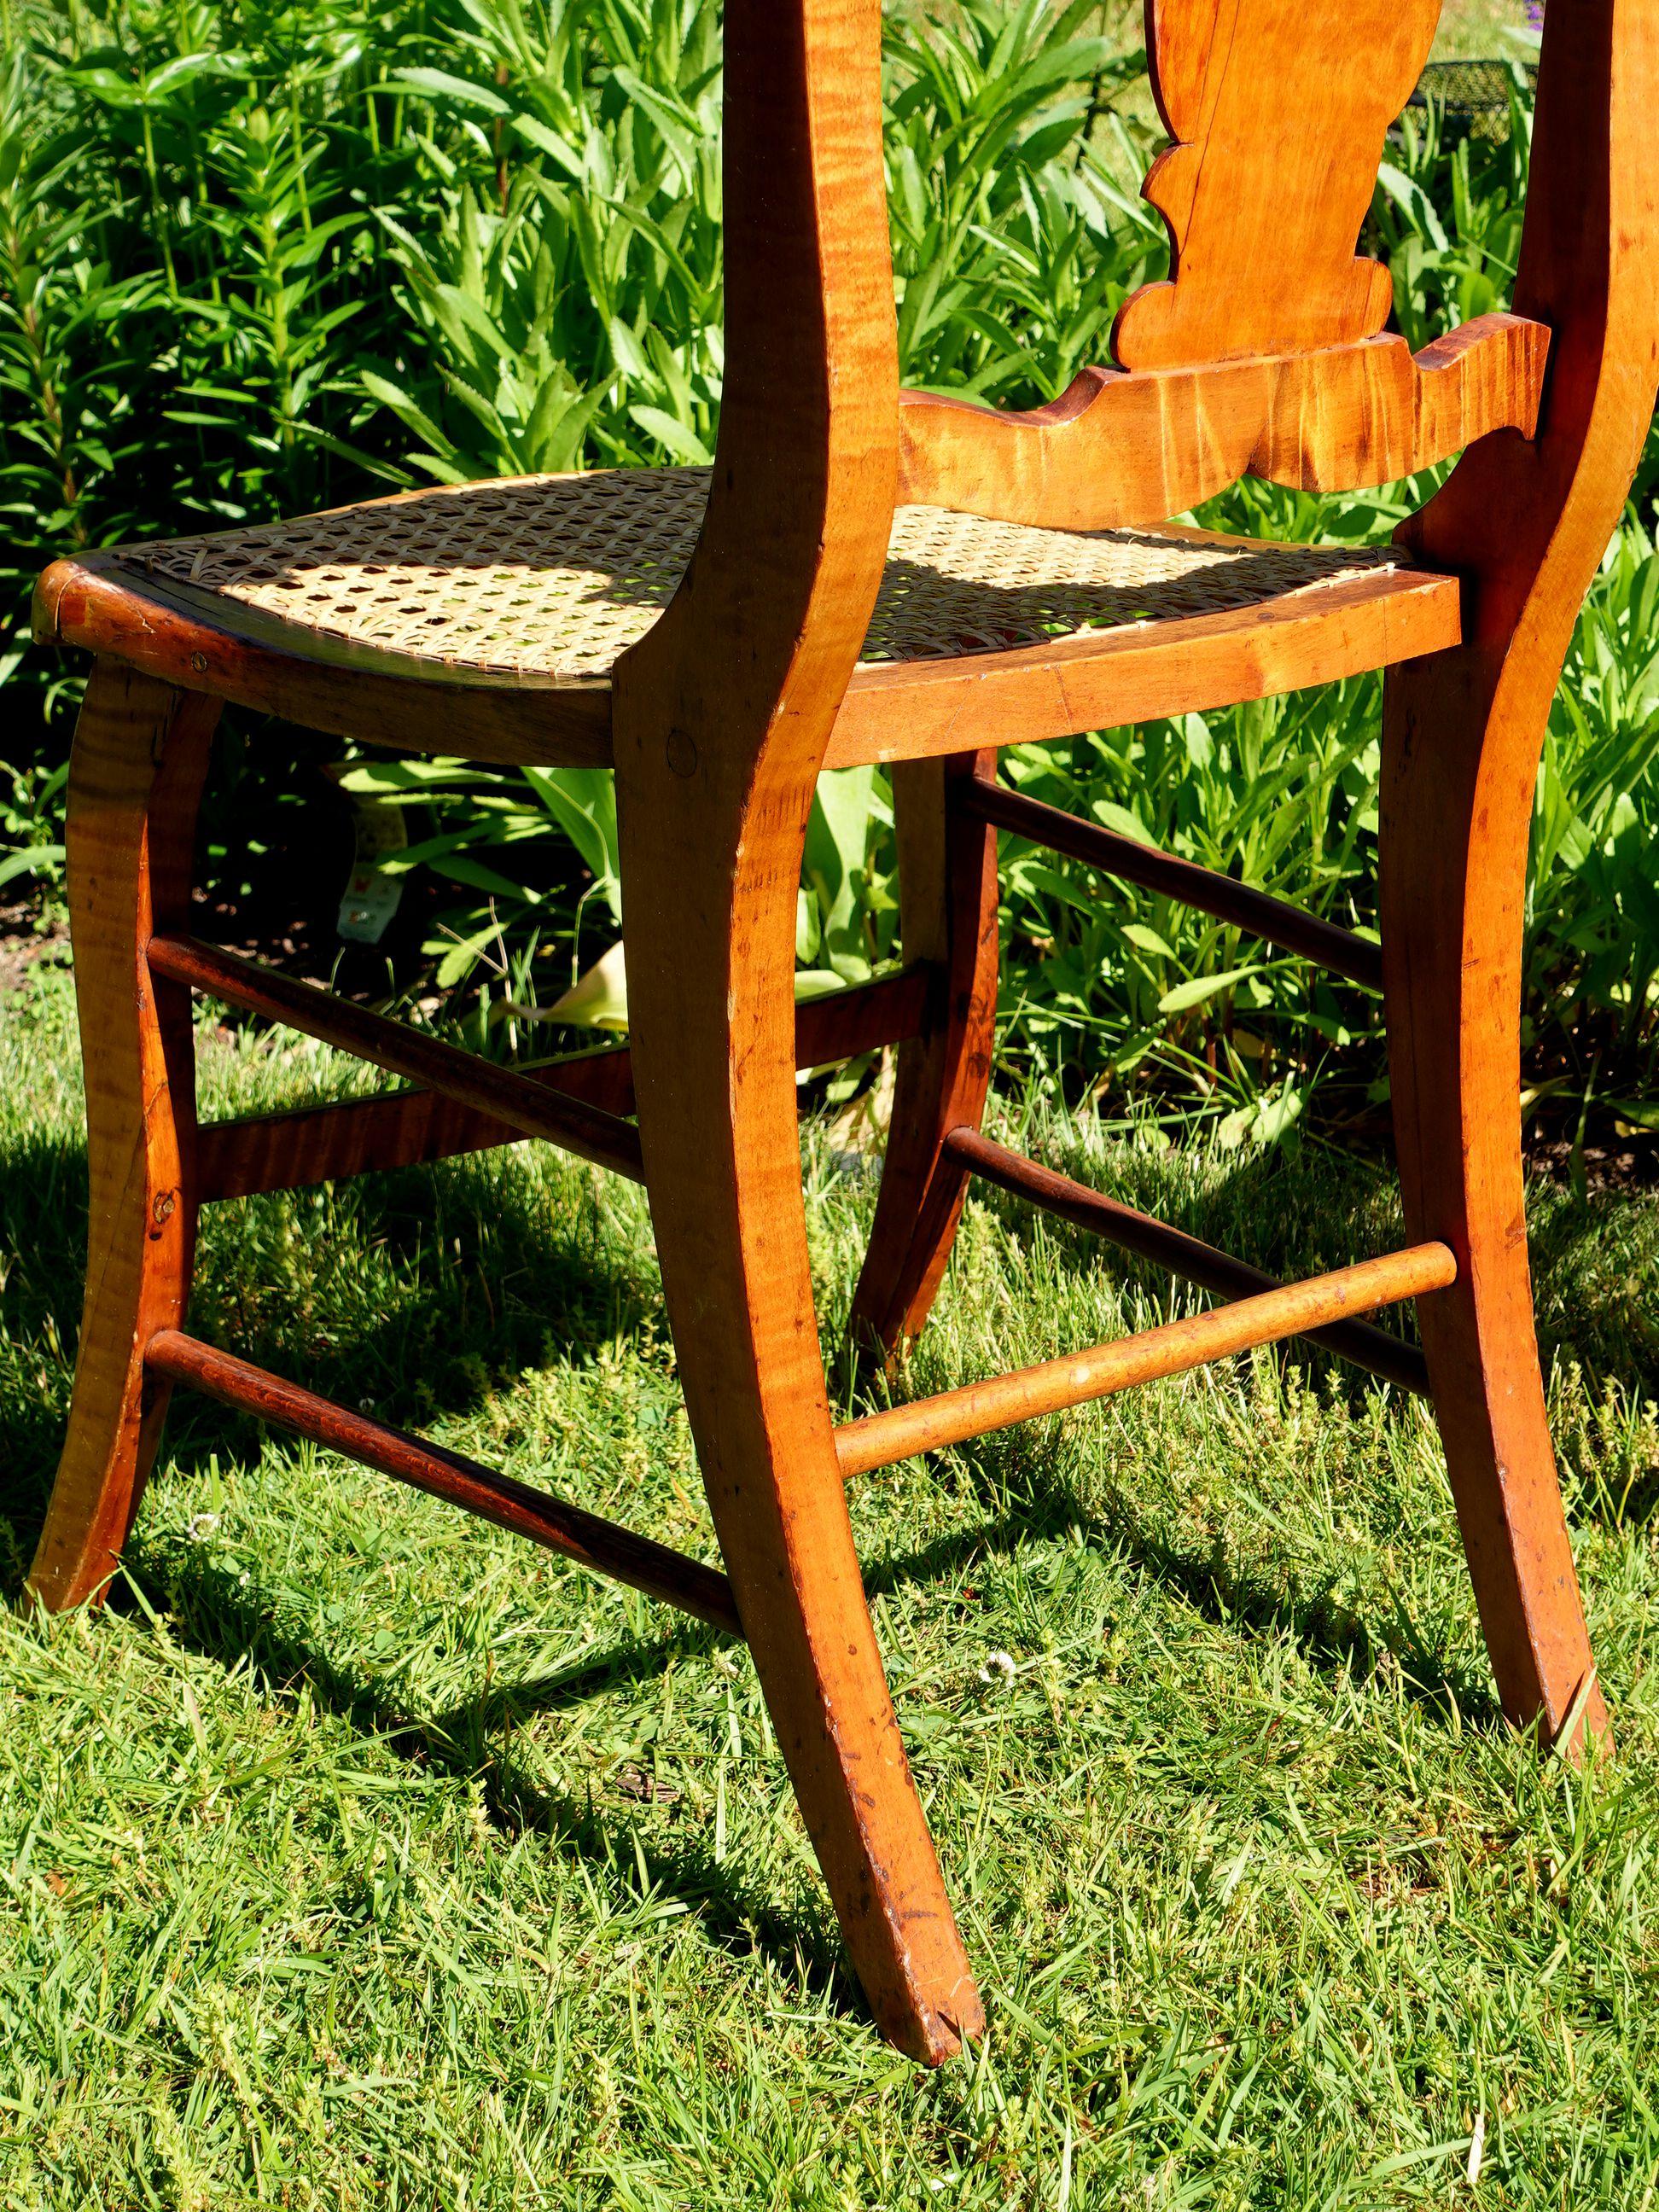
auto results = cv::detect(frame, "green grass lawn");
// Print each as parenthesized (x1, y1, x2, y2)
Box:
(1435, 1, 1534, 58)
(3, 953, 1659, 2208)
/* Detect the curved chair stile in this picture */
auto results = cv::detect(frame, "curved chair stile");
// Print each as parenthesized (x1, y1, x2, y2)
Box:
(1379, 0, 1659, 1742)
(25, 0, 1659, 2062)
(609, 0, 985, 2062)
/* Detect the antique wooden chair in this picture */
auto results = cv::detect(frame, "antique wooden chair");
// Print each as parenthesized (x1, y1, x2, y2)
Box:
(29, 0, 1659, 2061)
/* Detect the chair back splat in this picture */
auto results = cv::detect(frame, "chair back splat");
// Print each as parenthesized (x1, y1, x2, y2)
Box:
(900, 5, 1552, 529)
(27, 0, 1659, 2064)
(1122, 0, 1441, 365)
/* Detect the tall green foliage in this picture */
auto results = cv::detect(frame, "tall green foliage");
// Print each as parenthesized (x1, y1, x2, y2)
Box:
(2, 3, 1656, 1126)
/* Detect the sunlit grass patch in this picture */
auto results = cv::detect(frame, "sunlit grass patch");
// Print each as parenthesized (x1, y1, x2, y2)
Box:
(3, 955, 1659, 2205)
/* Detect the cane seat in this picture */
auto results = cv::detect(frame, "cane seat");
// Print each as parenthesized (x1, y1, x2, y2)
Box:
(35, 468, 1456, 769)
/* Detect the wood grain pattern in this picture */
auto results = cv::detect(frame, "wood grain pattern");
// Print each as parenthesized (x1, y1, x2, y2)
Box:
(1379, 0, 1659, 1756)
(836, 1243, 1457, 1478)
(32, 0, 1652, 2059)
(146, 1331, 742, 1633)
(147, 934, 646, 1180)
(1116, 0, 1442, 370)
(611, 0, 982, 2064)
(35, 556, 613, 772)
(195, 968, 933, 1203)
(958, 773, 1382, 990)
(942, 1126, 1429, 1395)
(899, 317, 1549, 533)
(28, 664, 219, 1610)
(828, 561, 1462, 767)
(849, 754, 1001, 1363)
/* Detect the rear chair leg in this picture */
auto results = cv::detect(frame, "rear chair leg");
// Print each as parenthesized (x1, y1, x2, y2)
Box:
(1382, 653, 1605, 1752)
(29, 663, 219, 1610)
(851, 751, 1000, 1367)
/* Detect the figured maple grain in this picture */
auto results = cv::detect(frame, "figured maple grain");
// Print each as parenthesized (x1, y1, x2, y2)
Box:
(899, 317, 1550, 533)
(940, 1127, 1430, 1396)
(837, 1244, 1457, 1477)
(958, 775, 1383, 991)
(1380, 0, 1659, 1755)
(194, 969, 931, 1202)
(1116, 0, 1443, 370)
(610, 0, 983, 2064)
(28, 666, 219, 1609)
(147, 934, 646, 1179)
(30, 0, 1656, 2064)
(848, 754, 1001, 1362)
(147, 1331, 742, 1633)
(828, 562, 1462, 767)
(34, 556, 614, 772)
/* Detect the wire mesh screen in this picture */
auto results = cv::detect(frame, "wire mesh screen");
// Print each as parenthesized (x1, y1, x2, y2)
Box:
(1404, 58, 1538, 137)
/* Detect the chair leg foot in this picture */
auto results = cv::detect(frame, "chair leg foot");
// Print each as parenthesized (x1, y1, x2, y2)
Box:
(1411, 1254, 1604, 1749)
(620, 763, 982, 2060)
(29, 664, 218, 1612)
(1382, 656, 1605, 1755)
(851, 753, 1000, 1368)
(637, 1013, 983, 2057)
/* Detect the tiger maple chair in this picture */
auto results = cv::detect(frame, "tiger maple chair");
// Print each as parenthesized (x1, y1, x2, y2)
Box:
(28, 0, 1659, 2061)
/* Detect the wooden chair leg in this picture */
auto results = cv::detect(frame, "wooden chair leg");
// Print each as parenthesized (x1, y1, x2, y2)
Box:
(1381, 652, 1606, 1753)
(618, 765, 982, 2065)
(29, 663, 219, 1610)
(850, 751, 1000, 1366)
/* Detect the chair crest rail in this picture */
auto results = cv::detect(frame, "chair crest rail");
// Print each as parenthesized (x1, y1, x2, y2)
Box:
(145, 1331, 742, 1634)
(898, 317, 1551, 533)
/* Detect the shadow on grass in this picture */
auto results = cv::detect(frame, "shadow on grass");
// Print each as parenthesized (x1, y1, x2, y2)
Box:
(0, 1132, 664, 1592)
(132, 1544, 869, 2023)
(116, 1424, 1508, 2034)
(0, 1125, 96, 1552)
(861, 1425, 1508, 1737)
(9, 1107, 1624, 1899)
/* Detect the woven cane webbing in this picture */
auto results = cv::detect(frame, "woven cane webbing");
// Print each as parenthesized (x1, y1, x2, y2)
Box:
(119, 468, 1404, 681)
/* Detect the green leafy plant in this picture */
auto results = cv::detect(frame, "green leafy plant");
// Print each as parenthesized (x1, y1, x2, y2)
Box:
(3, 1, 1656, 1138)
